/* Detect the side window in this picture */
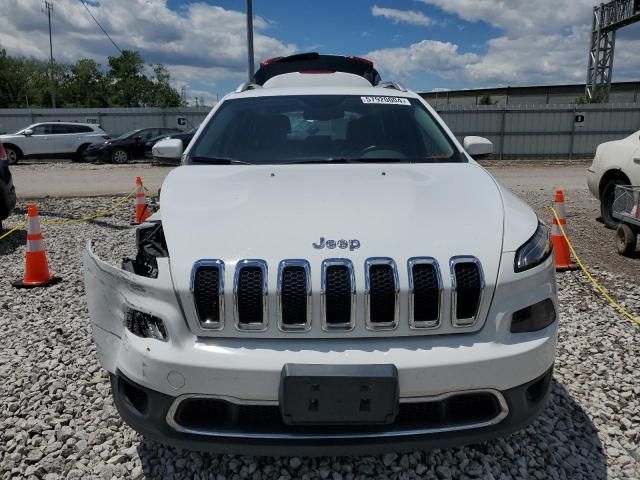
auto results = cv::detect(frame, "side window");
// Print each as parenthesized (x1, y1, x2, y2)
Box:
(50, 125, 71, 135)
(140, 129, 156, 140)
(31, 125, 52, 135)
(64, 125, 93, 133)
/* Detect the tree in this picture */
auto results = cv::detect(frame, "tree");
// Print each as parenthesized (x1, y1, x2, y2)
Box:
(106, 50, 152, 107)
(61, 59, 109, 107)
(148, 64, 181, 108)
(0, 48, 52, 107)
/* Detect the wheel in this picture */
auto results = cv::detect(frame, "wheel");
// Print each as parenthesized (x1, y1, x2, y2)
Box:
(73, 144, 90, 163)
(111, 148, 129, 164)
(600, 177, 628, 229)
(615, 224, 637, 256)
(4, 146, 20, 165)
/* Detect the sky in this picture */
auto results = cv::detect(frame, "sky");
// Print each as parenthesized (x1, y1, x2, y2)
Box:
(1, 0, 639, 105)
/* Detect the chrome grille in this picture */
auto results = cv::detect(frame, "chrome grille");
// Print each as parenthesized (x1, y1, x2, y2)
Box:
(321, 259, 355, 330)
(365, 258, 399, 330)
(191, 260, 224, 330)
(234, 260, 268, 330)
(408, 257, 441, 329)
(277, 260, 311, 331)
(450, 257, 484, 327)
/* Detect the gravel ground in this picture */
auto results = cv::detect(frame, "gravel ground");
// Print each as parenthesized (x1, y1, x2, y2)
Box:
(1, 194, 639, 480)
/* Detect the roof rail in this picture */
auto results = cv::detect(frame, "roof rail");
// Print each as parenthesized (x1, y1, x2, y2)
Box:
(235, 82, 263, 93)
(377, 81, 408, 92)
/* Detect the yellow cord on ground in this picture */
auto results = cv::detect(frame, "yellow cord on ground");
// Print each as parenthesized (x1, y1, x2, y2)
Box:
(0, 186, 138, 237)
(0, 221, 27, 241)
(43, 187, 137, 226)
(547, 205, 640, 327)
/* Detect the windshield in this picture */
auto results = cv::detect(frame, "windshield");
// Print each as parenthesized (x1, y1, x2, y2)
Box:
(188, 95, 462, 164)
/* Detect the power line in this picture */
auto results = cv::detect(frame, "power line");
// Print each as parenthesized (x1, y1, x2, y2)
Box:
(78, 0, 122, 53)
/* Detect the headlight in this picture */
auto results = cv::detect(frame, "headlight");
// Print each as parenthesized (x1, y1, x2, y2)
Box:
(514, 222, 552, 272)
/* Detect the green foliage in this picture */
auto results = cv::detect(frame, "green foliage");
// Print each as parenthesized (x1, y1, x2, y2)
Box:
(0, 47, 182, 108)
(576, 88, 606, 104)
(478, 94, 495, 105)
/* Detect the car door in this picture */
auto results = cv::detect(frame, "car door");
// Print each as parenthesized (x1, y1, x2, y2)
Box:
(132, 129, 157, 158)
(26, 124, 57, 156)
(50, 124, 76, 155)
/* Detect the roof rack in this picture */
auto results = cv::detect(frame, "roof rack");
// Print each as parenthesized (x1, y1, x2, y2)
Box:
(235, 82, 263, 93)
(376, 81, 408, 92)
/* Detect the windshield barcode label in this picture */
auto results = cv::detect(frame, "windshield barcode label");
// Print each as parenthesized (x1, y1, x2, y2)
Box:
(361, 96, 411, 105)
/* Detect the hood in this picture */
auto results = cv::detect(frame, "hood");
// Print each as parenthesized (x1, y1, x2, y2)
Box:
(161, 163, 507, 309)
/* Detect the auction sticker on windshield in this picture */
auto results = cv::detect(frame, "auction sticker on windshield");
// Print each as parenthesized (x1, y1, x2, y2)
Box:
(361, 96, 411, 105)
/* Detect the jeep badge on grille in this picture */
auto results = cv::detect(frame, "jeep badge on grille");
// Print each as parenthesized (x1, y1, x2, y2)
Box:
(313, 237, 361, 251)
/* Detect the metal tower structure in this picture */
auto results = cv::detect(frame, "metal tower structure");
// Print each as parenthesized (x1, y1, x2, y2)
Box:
(586, 0, 640, 101)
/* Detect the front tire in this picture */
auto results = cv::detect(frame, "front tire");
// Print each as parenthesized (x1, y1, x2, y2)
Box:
(4, 146, 20, 165)
(111, 149, 129, 164)
(600, 178, 628, 229)
(616, 224, 637, 256)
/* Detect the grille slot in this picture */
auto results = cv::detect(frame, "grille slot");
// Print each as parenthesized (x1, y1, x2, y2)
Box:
(191, 260, 224, 330)
(321, 260, 355, 330)
(408, 258, 441, 329)
(234, 260, 268, 330)
(278, 260, 311, 331)
(451, 257, 484, 326)
(365, 258, 399, 330)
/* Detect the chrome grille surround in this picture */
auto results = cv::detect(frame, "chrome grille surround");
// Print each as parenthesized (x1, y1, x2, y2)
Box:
(190, 259, 225, 330)
(407, 257, 442, 330)
(449, 256, 485, 327)
(320, 259, 356, 331)
(234, 259, 269, 331)
(277, 259, 312, 332)
(364, 257, 400, 331)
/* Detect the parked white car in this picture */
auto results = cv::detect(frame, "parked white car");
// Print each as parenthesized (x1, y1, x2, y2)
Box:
(84, 53, 558, 455)
(0, 122, 110, 164)
(587, 130, 640, 227)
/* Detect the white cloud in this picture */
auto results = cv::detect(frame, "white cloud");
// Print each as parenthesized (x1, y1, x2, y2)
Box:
(0, 0, 296, 93)
(371, 6, 432, 26)
(368, 0, 640, 89)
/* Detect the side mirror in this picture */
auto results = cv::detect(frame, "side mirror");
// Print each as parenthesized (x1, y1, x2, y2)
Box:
(23, 129, 34, 136)
(152, 138, 183, 161)
(463, 136, 493, 158)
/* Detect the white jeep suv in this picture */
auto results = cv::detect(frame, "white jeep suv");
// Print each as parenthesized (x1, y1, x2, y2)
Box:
(84, 53, 558, 455)
(0, 122, 110, 164)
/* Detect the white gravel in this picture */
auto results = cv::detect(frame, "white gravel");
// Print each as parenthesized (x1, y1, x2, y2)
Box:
(1, 196, 639, 479)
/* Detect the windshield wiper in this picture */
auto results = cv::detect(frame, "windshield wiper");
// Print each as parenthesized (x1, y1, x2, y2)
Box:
(283, 158, 360, 164)
(189, 156, 253, 165)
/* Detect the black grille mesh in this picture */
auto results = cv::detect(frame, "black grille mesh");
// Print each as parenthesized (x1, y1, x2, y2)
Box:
(281, 266, 307, 326)
(412, 264, 439, 324)
(325, 265, 352, 325)
(193, 266, 220, 324)
(454, 262, 482, 319)
(237, 267, 264, 324)
(368, 264, 396, 324)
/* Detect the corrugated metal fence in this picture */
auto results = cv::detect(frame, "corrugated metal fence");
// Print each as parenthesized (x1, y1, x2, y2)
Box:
(437, 103, 640, 159)
(0, 103, 639, 159)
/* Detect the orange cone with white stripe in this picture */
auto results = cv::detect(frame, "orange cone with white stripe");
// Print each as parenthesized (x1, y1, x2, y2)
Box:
(13, 203, 62, 288)
(551, 190, 578, 271)
(132, 176, 150, 225)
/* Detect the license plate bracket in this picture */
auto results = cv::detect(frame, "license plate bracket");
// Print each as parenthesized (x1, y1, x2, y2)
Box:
(279, 364, 399, 425)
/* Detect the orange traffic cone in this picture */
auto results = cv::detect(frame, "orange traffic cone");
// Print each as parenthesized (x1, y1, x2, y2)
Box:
(132, 176, 150, 225)
(551, 190, 578, 271)
(13, 203, 62, 288)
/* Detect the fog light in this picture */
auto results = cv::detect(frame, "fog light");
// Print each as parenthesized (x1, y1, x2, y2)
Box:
(126, 310, 168, 341)
(511, 299, 556, 333)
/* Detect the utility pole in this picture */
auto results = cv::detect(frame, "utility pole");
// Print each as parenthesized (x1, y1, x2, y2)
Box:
(43, 0, 56, 108)
(246, 0, 255, 81)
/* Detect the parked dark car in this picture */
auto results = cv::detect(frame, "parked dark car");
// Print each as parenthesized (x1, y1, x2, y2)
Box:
(85, 128, 182, 164)
(0, 142, 17, 230)
(144, 126, 199, 164)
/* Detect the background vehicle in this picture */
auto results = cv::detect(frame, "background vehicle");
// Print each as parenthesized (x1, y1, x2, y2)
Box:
(145, 126, 199, 164)
(85, 127, 181, 164)
(86, 53, 557, 456)
(0, 122, 110, 164)
(587, 130, 640, 227)
(0, 142, 17, 230)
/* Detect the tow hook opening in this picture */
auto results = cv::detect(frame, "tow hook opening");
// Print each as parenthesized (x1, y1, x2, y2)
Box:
(122, 223, 168, 278)
(118, 375, 149, 415)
